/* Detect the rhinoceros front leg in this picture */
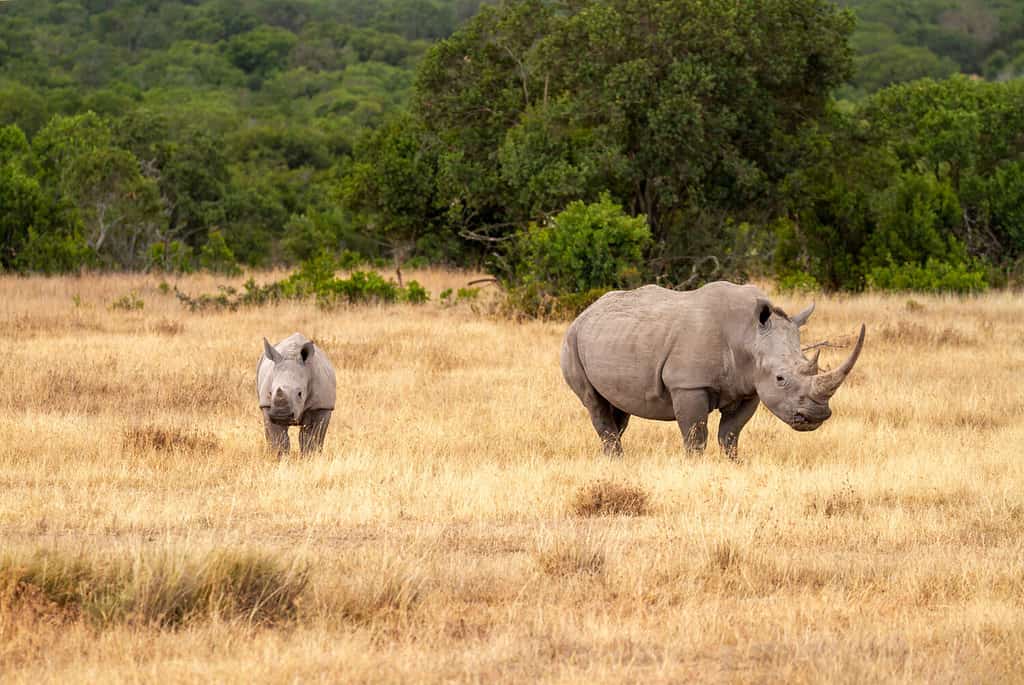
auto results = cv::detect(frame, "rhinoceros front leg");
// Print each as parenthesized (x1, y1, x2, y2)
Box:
(299, 409, 332, 455)
(718, 397, 759, 461)
(671, 389, 711, 454)
(263, 409, 290, 457)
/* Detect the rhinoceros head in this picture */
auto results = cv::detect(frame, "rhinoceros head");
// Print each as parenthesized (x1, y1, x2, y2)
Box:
(751, 301, 865, 432)
(263, 337, 316, 423)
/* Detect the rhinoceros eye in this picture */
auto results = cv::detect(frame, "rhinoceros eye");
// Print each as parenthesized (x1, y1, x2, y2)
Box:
(776, 375, 786, 385)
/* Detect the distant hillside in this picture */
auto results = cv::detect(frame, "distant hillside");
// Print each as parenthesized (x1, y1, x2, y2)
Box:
(841, 0, 1024, 94)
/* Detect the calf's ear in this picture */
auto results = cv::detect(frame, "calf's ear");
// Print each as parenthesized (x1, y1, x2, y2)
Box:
(263, 338, 283, 363)
(300, 341, 316, 363)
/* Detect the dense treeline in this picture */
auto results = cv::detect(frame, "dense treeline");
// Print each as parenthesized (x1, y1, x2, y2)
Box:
(0, 0, 484, 271)
(842, 0, 1024, 94)
(2, 0, 1024, 294)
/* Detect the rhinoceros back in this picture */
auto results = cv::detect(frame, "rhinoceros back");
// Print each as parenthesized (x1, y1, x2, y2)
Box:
(257, 332, 336, 411)
(567, 283, 760, 420)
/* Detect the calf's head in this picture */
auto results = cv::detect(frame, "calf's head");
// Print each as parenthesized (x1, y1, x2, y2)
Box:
(263, 337, 316, 423)
(751, 301, 865, 431)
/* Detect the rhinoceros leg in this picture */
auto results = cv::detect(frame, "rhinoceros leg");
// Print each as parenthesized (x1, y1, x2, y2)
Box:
(671, 389, 712, 454)
(263, 409, 290, 457)
(299, 409, 332, 455)
(718, 397, 759, 460)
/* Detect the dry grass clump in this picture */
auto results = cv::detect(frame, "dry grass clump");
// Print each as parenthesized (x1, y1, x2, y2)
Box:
(316, 552, 429, 625)
(534, 530, 606, 577)
(149, 318, 185, 336)
(571, 480, 650, 517)
(122, 425, 219, 454)
(877, 320, 974, 347)
(0, 549, 307, 628)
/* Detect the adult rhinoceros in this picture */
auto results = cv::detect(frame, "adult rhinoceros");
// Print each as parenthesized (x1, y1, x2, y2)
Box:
(560, 282, 865, 459)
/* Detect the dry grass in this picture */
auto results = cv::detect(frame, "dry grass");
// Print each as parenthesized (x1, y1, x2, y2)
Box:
(1, 271, 1023, 683)
(571, 480, 651, 517)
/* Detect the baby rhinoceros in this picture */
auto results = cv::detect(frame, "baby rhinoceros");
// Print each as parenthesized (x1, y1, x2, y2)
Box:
(257, 333, 336, 457)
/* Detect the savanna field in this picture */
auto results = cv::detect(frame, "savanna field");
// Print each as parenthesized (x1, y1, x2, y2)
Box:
(1, 271, 1023, 683)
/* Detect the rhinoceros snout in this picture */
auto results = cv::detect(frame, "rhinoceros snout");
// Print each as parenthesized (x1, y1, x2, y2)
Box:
(792, 406, 831, 431)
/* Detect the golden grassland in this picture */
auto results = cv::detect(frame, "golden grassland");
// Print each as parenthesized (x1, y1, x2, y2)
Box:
(1, 270, 1023, 683)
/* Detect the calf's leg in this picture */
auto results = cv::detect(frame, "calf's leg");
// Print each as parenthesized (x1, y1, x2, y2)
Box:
(263, 409, 290, 457)
(299, 409, 332, 455)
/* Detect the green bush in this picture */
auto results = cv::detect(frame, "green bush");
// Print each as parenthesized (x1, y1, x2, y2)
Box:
(508, 193, 650, 294)
(147, 240, 195, 274)
(503, 194, 649, 318)
(174, 255, 431, 311)
(12, 228, 95, 274)
(866, 257, 988, 293)
(777, 271, 821, 294)
(198, 229, 241, 276)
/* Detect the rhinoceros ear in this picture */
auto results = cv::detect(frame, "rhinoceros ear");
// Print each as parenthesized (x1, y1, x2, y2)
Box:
(300, 341, 315, 363)
(263, 338, 283, 363)
(756, 298, 772, 328)
(791, 302, 815, 328)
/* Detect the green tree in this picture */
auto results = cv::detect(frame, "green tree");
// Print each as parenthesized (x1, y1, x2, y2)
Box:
(342, 113, 441, 280)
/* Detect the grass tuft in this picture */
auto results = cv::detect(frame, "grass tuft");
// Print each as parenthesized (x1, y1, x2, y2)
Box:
(122, 425, 219, 454)
(571, 480, 650, 517)
(0, 549, 308, 628)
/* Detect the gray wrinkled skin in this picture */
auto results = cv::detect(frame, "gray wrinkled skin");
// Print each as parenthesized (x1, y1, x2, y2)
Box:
(561, 282, 865, 459)
(256, 332, 337, 458)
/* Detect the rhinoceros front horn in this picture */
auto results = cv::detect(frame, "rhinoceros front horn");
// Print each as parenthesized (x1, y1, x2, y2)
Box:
(812, 324, 866, 400)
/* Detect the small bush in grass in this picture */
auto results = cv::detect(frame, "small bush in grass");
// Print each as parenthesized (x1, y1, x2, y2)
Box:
(501, 194, 650, 319)
(109, 291, 144, 311)
(571, 480, 650, 517)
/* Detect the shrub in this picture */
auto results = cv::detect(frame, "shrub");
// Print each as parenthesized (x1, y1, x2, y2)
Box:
(147, 240, 195, 274)
(174, 255, 431, 311)
(109, 291, 144, 311)
(12, 228, 95, 274)
(503, 193, 650, 317)
(198, 229, 241, 276)
(866, 257, 988, 293)
(777, 271, 821, 294)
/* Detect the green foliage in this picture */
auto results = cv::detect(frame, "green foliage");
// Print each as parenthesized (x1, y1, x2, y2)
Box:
(500, 195, 648, 318)
(147, 240, 195, 274)
(777, 271, 822, 294)
(507, 194, 650, 295)
(866, 258, 989, 293)
(198, 229, 241, 276)
(109, 291, 145, 311)
(175, 254, 430, 311)
(12, 227, 95, 274)
(842, 0, 1024, 94)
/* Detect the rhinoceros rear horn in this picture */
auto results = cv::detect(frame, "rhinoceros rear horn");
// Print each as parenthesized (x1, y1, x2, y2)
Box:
(812, 324, 866, 400)
(263, 338, 283, 363)
(799, 348, 820, 376)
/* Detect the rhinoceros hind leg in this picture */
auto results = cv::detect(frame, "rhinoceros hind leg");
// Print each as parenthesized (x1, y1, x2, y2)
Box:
(718, 397, 759, 461)
(671, 389, 712, 454)
(299, 409, 332, 455)
(263, 409, 290, 458)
